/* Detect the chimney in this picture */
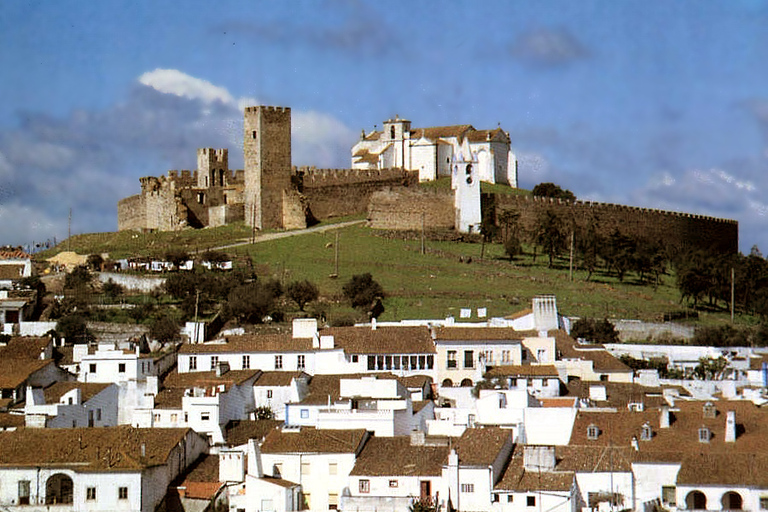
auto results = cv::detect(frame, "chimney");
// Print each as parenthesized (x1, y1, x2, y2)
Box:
(141, 443, 146, 458)
(371, 317, 377, 330)
(725, 410, 736, 442)
(660, 406, 670, 429)
(410, 430, 425, 446)
(631, 436, 639, 451)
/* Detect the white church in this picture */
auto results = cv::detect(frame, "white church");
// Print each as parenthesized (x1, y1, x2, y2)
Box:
(351, 115, 518, 187)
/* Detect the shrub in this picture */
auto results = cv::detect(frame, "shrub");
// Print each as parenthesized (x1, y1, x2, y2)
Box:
(286, 280, 319, 311)
(571, 318, 620, 344)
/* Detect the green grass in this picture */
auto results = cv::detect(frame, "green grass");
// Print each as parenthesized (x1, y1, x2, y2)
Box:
(40, 221, 746, 326)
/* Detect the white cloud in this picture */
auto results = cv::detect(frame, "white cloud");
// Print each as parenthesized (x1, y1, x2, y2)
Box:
(139, 69, 235, 105)
(292, 110, 357, 168)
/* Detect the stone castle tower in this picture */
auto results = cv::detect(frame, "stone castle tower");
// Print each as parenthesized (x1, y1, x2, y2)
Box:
(197, 148, 229, 189)
(243, 106, 296, 229)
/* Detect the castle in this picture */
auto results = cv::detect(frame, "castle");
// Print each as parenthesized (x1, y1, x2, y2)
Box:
(117, 105, 738, 254)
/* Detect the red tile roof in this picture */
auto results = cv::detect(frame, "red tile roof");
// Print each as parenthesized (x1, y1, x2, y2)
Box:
(260, 426, 369, 455)
(350, 436, 449, 477)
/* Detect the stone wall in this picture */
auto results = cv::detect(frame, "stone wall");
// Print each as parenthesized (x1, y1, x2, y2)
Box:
(117, 194, 146, 231)
(367, 188, 455, 230)
(301, 168, 418, 220)
(494, 195, 738, 254)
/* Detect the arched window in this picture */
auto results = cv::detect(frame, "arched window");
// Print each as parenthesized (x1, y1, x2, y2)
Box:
(390, 126, 396, 139)
(722, 491, 743, 510)
(460, 378, 473, 387)
(46, 473, 74, 504)
(441, 379, 453, 388)
(686, 490, 707, 510)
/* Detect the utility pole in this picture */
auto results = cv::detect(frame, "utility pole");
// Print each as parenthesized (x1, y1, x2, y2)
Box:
(193, 289, 200, 343)
(569, 230, 575, 281)
(67, 207, 72, 252)
(731, 266, 735, 323)
(421, 212, 425, 255)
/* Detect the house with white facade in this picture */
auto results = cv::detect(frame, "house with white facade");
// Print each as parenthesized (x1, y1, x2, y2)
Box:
(343, 434, 451, 511)
(259, 426, 371, 512)
(553, 331, 633, 383)
(76, 341, 169, 383)
(24, 381, 118, 428)
(253, 371, 310, 421)
(0, 248, 32, 290)
(285, 374, 422, 437)
(147, 367, 260, 446)
(0, 425, 208, 511)
(351, 116, 517, 186)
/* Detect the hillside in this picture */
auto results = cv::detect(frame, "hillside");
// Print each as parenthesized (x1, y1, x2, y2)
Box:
(34, 217, 720, 325)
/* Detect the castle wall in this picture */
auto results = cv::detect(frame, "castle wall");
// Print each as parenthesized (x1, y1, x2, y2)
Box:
(208, 204, 245, 227)
(367, 188, 455, 230)
(494, 195, 739, 254)
(300, 168, 418, 219)
(117, 194, 147, 231)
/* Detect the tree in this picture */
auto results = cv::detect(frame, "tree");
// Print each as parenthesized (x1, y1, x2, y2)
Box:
(409, 498, 441, 512)
(534, 210, 566, 268)
(286, 280, 319, 311)
(102, 279, 123, 301)
(570, 318, 619, 344)
(56, 314, 92, 343)
(165, 250, 190, 269)
(226, 282, 281, 324)
(531, 182, 576, 202)
(65, 265, 92, 289)
(693, 356, 728, 380)
(342, 273, 385, 310)
(150, 315, 181, 344)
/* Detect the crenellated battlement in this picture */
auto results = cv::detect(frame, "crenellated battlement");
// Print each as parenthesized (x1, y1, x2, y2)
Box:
(519, 195, 738, 225)
(296, 167, 417, 188)
(244, 105, 291, 113)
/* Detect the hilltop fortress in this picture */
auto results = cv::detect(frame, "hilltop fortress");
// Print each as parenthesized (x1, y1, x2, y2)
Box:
(117, 105, 738, 253)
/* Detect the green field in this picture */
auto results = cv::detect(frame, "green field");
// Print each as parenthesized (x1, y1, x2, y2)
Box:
(37, 218, 735, 325)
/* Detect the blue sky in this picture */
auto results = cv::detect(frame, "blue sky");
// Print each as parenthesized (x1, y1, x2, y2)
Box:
(2, 0, 768, 252)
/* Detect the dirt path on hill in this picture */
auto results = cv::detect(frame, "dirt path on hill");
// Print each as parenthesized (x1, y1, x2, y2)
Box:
(211, 219, 365, 250)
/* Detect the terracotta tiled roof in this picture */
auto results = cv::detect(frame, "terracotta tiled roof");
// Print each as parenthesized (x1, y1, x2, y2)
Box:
(43, 382, 111, 404)
(0, 359, 53, 389)
(0, 426, 193, 470)
(749, 354, 768, 371)
(412, 400, 432, 413)
(154, 388, 186, 409)
(353, 149, 379, 164)
(557, 444, 634, 472)
(399, 374, 433, 390)
(0, 337, 51, 360)
(538, 397, 579, 408)
(553, 330, 630, 373)
(0, 265, 25, 280)
(563, 380, 670, 409)
(0, 249, 31, 260)
(260, 426, 368, 454)
(350, 436, 449, 477)
(504, 308, 533, 321)
(495, 445, 574, 492)
(364, 130, 381, 141)
(177, 454, 221, 499)
(254, 371, 308, 387)
(465, 128, 508, 143)
(485, 365, 559, 378)
(224, 419, 282, 447)
(261, 475, 300, 488)
(454, 427, 513, 466)
(411, 125, 474, 141)
(162, 369, 261, 389)
(323, 326, 436, 354)
(0, 412, 25, 428)
(433, 327, 535, 343)
(179, 334, 312, 354)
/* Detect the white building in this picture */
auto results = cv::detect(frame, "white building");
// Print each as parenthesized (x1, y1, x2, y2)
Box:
(0, 425, 207, 512)
(259, 426, 371, 512)
(351, 116, 517, 186)
(76, 341, 166, 383)
(24, 382, 118, 428)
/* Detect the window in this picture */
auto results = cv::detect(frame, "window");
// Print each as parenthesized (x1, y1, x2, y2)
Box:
(587, 424, 600, 440)
(493, 494, 500, 503)
(427, 355, 434, 369)
(367, 356, 376, 370)
(154, 413, 161, 422)
(119, 487, 128, 500)
(461, 483, 474, 493)
(87, 487, 97, 501)
(267, 389, 273, 399)
(171, 413, 178, 423)
(297, 355, 305, 370)
(359, 479, 370, 493)
(273, 463, 283, 476)
(302, 493, 311, 509)
(527, 496, 536, 507)
(210, 356, 219, 370)
(89, 363, 97, 373)
(699, 426, 710, 443)
(464, 350, 474, 369)
(301, 462, 310, 475)
(508, 495, 514, 503)
(18, 480, 30, 505)
(300, 409, 309, 419)
(351, 355, 359, 363)
(252, 130, 257, 139)
(760, 497, 768, 510)
(447, 350, 457, 369)
(640, 423, 653, 441)
(389, 480, 398, 488)
(189, 356, 197, 370)
(537, 348, 547, 362)
(662, 486, 676, 506)
(329, 493, 339, 510)
(118, 363, 126, 373)
(329, 462, 337, 475)
(201, 412, 210, 421)
(275, 355, 283, 370)
(242, 355, 250, 369)
(96, 408, 102, 421)
(184, 412, 188, 422)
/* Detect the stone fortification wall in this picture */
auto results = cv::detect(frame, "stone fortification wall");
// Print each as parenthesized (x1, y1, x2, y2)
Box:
(300, 168, 418, 219)
(494, 195, 739, 254)
(367, 188, 455, 230)
(117, 194, 147, 231)
(208, 204, 245, 227)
